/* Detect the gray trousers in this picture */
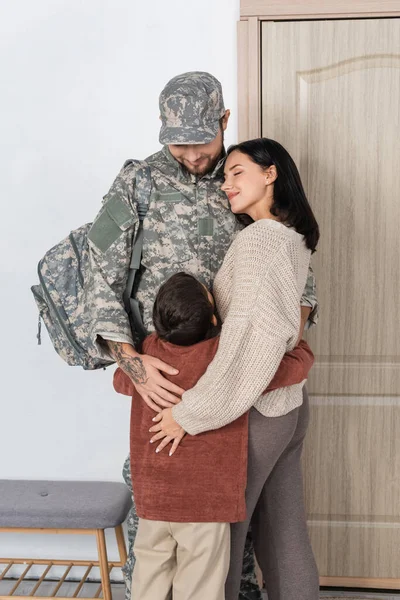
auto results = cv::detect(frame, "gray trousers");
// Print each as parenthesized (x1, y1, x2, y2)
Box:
(226, 388, 319, 600)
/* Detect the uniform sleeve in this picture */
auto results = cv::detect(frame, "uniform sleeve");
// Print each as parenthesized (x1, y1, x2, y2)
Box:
(84, 163, 139, 360)
(172, 232, 302, 435)
(301, 264, 318, 328)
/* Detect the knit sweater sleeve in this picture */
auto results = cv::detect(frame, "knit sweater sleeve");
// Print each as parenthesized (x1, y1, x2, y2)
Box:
(172, 223, 302, 435)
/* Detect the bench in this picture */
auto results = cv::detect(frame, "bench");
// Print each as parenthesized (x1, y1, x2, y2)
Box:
(0, 480, 132, 600)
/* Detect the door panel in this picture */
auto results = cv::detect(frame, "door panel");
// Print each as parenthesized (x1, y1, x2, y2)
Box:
(261, 18, 400, 579)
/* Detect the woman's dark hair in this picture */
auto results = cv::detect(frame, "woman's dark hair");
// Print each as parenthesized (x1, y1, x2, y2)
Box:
(227, 138, 320, 253)
(153, 272, 216, 346)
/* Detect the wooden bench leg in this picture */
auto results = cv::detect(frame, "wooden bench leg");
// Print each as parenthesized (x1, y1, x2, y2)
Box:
(115, 524, 128, 566)
(96, 529, 112, 600)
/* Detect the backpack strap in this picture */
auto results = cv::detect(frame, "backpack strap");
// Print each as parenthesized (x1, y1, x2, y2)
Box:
(126, 159, 152, 220)
(122, 160, 152, 341)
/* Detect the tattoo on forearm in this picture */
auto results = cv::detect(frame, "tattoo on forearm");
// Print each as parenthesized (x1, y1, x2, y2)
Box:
(107, 341, 148, 385)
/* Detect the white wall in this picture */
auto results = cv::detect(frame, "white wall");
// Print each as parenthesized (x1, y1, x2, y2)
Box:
(0, 0, 239, 577)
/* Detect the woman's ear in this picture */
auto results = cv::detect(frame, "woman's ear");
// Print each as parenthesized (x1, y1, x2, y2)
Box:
(265, 165, 278, 185)
(211, 313, 218, 326)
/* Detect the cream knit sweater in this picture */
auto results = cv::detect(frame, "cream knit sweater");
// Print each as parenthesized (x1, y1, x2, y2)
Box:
(172, 219, 311, 436)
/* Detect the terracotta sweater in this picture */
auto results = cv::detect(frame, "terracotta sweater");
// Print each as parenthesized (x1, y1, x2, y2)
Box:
(114, 334, 314, 523)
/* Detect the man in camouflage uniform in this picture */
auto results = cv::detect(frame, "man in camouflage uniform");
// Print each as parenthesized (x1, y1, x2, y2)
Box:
(86, 71, 318, 600)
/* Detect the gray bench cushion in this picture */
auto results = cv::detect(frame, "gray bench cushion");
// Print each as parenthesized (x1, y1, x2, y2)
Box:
(0, 480, 132, 529)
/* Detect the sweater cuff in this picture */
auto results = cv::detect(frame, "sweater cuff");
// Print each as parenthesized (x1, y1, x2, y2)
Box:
(172, 393, 203, 436)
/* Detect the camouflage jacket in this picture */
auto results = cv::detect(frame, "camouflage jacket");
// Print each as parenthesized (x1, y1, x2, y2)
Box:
(86, 146, 318, 358)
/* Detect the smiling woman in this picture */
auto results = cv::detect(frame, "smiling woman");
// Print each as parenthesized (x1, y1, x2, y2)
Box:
(222, 138, 319, 252)
(222, 150, 278, 219)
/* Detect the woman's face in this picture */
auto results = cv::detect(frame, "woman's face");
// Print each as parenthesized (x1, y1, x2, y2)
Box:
(221, 150, 278, 221)
(221, 150, 273, 217)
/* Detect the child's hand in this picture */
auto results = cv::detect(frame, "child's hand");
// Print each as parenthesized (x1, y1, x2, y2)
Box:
(149, 408, 186, 456)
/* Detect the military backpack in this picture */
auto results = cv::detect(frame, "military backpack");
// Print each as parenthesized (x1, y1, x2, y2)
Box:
(31, 160, 151, 370)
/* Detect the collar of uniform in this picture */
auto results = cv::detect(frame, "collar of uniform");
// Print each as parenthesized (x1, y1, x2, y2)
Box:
(161, 146, 190, 182)
(204, 148, 226, 181)
(161, 145, 226, 183)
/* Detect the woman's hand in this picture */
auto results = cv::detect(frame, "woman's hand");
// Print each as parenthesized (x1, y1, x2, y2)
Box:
(149, 408, 186, 456)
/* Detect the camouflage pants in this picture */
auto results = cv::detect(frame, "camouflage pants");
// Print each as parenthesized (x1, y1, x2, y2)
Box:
(122, 455, 262, 600)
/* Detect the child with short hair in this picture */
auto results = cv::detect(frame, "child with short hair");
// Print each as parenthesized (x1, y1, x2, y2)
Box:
(114, 272, 314, 600)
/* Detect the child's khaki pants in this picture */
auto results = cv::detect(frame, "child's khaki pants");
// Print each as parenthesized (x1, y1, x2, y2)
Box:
(131, 518, 230, 600)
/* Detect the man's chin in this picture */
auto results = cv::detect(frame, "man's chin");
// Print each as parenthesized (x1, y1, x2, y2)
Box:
(183, 158, 221, 177)
(185, 165, 210, 176)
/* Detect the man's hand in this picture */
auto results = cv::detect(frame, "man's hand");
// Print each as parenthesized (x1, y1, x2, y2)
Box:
(107, 341, 185, 412)
(149, 408, 186, 456)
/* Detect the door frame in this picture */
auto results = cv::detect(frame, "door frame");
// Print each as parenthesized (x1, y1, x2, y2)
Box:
(238, 0, 400, 141)
(238, 0, 400, 590)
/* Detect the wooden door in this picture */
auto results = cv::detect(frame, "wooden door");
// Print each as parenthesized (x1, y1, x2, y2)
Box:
(261, 18, 400, 585)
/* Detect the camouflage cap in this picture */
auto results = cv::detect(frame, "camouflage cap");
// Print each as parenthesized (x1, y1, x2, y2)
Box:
(159, 71, 226, 145)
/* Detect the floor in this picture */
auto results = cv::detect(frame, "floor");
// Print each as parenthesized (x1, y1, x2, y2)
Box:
(0, 579, 399, 599)
(319, 593, 400, 600)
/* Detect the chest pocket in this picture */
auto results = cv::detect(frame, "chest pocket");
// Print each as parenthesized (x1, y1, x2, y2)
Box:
(141, 191, 193, 269)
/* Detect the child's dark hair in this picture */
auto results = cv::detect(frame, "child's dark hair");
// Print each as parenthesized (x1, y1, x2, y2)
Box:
(227, 138, 320, 253)
(153, 272, 215, 346)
